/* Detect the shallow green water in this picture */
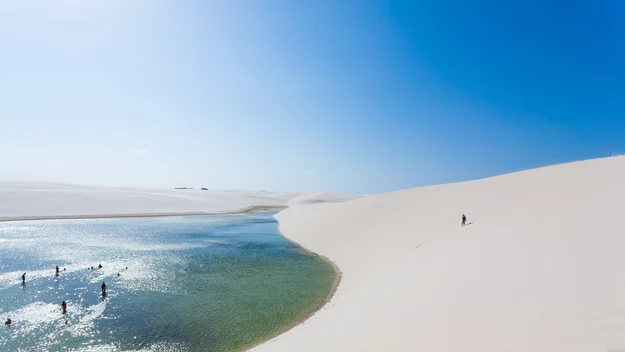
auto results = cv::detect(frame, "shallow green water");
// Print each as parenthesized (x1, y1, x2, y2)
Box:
(0, 213, 336, 351)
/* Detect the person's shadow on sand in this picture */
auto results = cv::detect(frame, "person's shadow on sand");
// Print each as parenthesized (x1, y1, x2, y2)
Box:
(464, 222, 474, 226)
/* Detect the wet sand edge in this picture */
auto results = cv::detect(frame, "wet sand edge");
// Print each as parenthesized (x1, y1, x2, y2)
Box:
(241, 217, 342, 352)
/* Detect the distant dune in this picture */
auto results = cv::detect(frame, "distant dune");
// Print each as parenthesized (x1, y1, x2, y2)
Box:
(0, 183, 358, 221)
(251, 156, 625, 351)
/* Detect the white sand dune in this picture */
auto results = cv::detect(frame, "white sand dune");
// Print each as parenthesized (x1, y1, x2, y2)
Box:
(0, 183, 357, 221)
(251, 156, 625, 351)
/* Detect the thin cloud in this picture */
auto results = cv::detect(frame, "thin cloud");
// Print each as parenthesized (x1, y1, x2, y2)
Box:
(129, 149, 149, 155)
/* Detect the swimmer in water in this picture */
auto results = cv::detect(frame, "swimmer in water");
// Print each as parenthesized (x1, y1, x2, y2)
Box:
(61, 301, 67, 314)
(98, 264, 103, 269)
(4, 318, 11, 326)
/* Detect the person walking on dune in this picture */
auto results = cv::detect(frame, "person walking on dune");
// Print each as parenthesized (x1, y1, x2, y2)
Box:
(461, 214, 467, 226)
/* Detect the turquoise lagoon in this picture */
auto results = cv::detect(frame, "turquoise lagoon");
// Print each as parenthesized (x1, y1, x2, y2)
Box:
(0, 213, 336, 351)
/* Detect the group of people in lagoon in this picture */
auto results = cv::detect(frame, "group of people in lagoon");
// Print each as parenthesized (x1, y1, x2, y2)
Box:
(9, 264, 117, 327)
(58, 281, 107, 317)
(87, 264, 103, 270)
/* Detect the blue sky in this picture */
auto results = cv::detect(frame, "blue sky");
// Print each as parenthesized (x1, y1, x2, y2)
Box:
(1, 0, 624, 193)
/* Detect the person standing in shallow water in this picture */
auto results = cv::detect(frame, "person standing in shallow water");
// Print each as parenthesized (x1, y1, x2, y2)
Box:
(21, 273, 25, 283)
(101, 282, 107, 296)
(461, 214, 467, 226)
(55, 266, 60, 276)
(61, 301, 67, 314)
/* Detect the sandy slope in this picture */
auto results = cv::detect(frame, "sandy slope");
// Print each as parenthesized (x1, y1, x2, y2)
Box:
(251, 156, 625, 352)
(0, 183, 357, 221)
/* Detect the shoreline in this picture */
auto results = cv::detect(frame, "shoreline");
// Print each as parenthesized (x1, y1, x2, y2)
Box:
(0, 205, 286, 223)
(243, 219, 342, 352)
